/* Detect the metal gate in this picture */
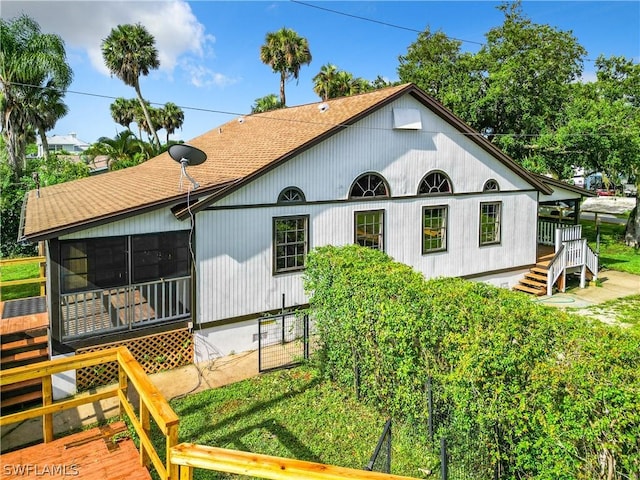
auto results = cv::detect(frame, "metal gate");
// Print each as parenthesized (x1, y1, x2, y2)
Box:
(258, 312, 309, 372)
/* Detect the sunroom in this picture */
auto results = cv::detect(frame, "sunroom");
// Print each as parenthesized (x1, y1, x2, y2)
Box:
(48, 230, 192, 347)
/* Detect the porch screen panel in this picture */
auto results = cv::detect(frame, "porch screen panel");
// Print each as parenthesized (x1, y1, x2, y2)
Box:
(132, 231, 190, 283)
(60, 237, 127, 293)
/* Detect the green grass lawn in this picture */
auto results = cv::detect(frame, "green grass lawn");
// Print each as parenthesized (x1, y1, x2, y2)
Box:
(149, 366, 435, 479)
(580, 219, 640, 275)
(0, 260, 42, 301)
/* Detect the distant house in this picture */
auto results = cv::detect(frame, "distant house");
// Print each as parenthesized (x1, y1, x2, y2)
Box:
(19, 83, 596, 369)
(37, 132, 90, 157)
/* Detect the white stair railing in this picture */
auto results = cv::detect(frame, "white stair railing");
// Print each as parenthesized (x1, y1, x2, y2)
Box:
(585, 243, 599, 281)
(547, 245, 566, 296)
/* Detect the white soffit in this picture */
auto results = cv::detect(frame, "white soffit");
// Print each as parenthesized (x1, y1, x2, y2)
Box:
(392, 108, 422, 130)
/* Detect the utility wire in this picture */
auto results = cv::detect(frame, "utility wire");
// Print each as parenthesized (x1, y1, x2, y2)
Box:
(290, 0, 484, 46)
(6, 80, 627, 139)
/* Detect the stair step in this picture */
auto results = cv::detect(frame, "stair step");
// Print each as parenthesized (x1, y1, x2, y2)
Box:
(520, 277, 547, 289)
(525, 272, 548, 282)
(1, 346, 49, 363)
(513, 284, 546, 296)
(0, 378, 42, 394)
(1, 336, 48, 354)
(0, 353, 49, 370)
(531, 267, 549, 275)
(0, 328, 48, 344)
(0, 389, 43, 409)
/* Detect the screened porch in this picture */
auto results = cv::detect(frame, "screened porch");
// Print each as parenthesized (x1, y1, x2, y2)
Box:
(54, 231, 192, 342)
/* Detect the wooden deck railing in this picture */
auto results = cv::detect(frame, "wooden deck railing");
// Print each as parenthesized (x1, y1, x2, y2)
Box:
(170, 443, 420, 480)
(0, 255, 46, 296)
(0, 346, 179, 480)
(1, 348, 422, 480)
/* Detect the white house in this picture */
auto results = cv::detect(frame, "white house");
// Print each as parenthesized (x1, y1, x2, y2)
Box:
(37, 132, 90, 157)
(19, 84, 596, 366)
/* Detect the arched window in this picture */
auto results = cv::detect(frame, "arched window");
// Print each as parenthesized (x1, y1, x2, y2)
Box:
(349, 173, 390, 198)
(418, 171, 453, 195)
(483, 179, 500, 192)
(277, 187, 306, 203)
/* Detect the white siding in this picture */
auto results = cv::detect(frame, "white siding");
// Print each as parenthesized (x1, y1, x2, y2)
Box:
(196, 190, 538, 325)
(216, 96, 534, 208)
(61, 207, 189, 240)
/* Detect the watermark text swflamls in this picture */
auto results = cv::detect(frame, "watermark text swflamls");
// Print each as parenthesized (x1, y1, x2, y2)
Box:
(2, 464, 79, 476)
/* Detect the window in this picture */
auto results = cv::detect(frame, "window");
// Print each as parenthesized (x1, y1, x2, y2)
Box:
(60, 237, 127, 293)
(423, 206, 448, 253)
(60, 232, 191, 293)
(349, 173, 389, 198)
(355, 210, 384, 250)
(274, 216, 309, 273)
(418, 171, 452, 195)
(480, 202, 501, 245)
(277, 187, 305, 203)
(483, 179, 499, 192)
(132, 231, 190, 283)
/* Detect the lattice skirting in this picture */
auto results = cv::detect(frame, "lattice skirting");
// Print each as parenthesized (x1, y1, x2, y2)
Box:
(76, 328, 193, 391)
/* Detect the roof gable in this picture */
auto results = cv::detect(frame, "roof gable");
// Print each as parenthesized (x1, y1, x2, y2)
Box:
(20, 83, 551, 242)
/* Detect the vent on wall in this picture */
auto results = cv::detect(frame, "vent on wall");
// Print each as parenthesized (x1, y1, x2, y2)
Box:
(393, 108, 422, 130)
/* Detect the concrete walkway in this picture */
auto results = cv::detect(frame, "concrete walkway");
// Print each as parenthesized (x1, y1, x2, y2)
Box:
(534, 269, 640, 308)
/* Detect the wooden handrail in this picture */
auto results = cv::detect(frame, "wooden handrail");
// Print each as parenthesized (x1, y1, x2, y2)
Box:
(0, 255, 46, 296)
(170, 443, 421, 480)
(0, 346, 179, 480)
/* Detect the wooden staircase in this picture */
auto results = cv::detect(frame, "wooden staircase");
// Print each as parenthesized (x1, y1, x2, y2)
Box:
(1, 328, 49, 410)
(513, 252, 554, 296)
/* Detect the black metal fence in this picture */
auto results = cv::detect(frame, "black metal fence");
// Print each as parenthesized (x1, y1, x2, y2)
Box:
(258, 312, 309, 372)
(364, 418, 392, 474)
(354, 363, 495, 479)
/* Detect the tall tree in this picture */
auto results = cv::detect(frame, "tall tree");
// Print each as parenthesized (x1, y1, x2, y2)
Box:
(101, 23, 161, 148)
(159, 102, 184, 144)
(251, 94, 284, 113)
(475, 1, 586, 162)
(313, 63, 339, 101)
(110, 97, 137, 132)
(545, 56, 640, 245)
(26, 80, 69, 161)
(0, 14, 72, 176)
(259, 27, 312, 106)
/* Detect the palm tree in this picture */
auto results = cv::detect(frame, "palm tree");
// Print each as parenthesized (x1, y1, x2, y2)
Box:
(26, 80, 69, 161)
(313, 64, 339, 101)
(101, 23, 161, 148)
(85, 130, 146, 169)
(251, 94, 284, 113)
(159, 102, 184, 144)
(110, 97, 137, 131)
(259, 28, 312, 106)
(0, 14, 72, 176)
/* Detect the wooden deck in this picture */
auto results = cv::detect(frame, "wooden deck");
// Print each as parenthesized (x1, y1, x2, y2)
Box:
(1, 421, 151, 480)
(0, 299, 48, 336)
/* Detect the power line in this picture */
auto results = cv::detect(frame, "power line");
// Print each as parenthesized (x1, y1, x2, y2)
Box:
(6, 80, 628, 139)
(290, 0, 484, 46)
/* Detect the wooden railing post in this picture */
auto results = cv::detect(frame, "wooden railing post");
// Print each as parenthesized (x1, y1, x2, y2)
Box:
(178, 464, 193, 480)
(140, 400, 151, 468)
(41, 375, 54, 442)
(168, 424, 179, 480)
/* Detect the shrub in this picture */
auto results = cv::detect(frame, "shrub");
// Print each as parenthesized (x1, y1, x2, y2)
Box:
(304, 245, 640, 479)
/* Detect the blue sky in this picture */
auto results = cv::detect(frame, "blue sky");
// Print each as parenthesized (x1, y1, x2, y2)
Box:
(3, 1, 639, 144)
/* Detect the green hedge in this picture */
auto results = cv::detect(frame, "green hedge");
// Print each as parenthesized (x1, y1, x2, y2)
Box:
(303, 245, 640, 479)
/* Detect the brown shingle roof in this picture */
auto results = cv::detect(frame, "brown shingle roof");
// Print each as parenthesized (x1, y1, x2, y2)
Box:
(20, 83, 550, 242)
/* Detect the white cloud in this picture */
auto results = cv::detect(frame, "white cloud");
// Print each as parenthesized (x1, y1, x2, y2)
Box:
(2, 0, 215, 77)
(181, 61, 239, 88)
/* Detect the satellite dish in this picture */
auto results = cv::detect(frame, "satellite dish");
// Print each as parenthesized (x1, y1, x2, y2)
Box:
(168, 144, 207, 166)
(168, 144, 207, 190)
